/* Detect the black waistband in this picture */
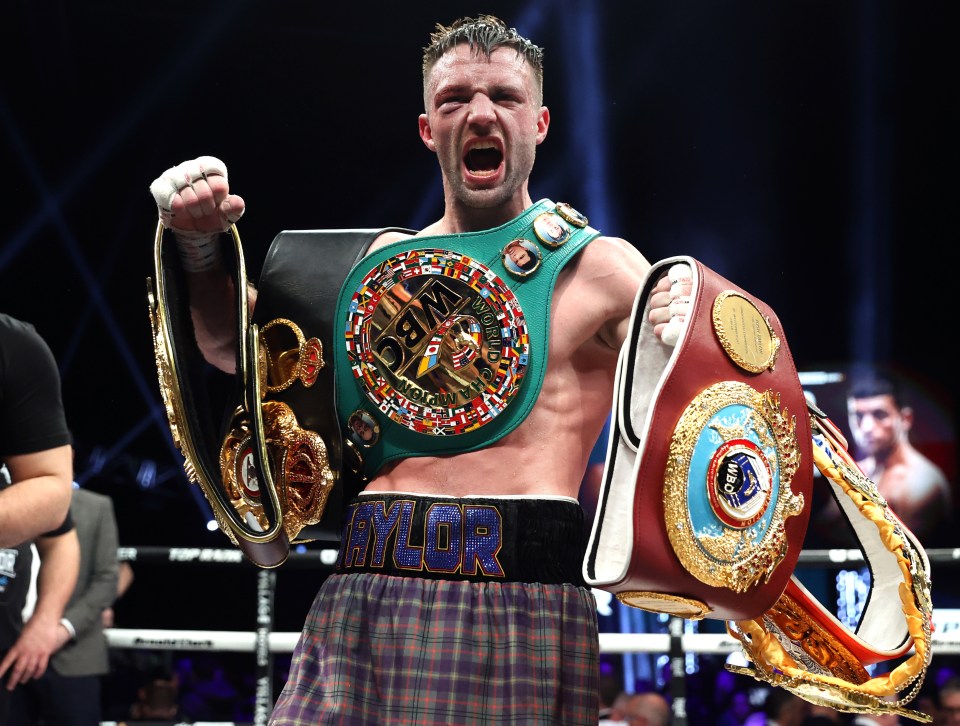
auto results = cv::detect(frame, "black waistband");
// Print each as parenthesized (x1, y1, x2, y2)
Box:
(334, 493, 588, 586)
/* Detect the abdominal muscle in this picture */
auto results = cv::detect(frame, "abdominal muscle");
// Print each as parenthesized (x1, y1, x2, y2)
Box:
(366, 423, 594, 501)
(362, 331, 619, 502)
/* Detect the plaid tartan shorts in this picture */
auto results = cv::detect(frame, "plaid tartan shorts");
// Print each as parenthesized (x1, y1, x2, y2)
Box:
(269, 494, 600, 725)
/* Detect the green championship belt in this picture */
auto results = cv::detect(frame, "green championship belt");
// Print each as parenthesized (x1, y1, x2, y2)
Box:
(332, 199, 598, 482)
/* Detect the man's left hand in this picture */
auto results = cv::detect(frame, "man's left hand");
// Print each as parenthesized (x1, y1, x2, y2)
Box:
(0, 614, 70, 690)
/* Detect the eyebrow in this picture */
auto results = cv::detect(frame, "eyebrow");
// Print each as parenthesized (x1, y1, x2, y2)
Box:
(434, 77, 527, 99)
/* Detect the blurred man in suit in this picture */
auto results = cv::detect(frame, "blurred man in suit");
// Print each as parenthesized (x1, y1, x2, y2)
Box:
(10, 486, 119, 725)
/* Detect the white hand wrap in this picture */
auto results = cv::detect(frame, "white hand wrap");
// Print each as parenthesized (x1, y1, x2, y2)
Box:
(174, 234, 223, 273)
(149, 156, 230, 273)
(661, 262, 693, 346)
(149, 155, 228, 213)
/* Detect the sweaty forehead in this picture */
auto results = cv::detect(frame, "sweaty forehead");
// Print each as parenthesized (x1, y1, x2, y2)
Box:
(427, 44, 535, 94)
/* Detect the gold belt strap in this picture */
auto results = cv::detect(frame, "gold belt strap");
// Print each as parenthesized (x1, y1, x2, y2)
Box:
(147, 222, 292, 567)
(727, 407, 934, 722)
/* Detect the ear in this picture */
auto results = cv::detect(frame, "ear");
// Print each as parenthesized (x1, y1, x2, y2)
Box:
(535, 106, 550, 145)
(418, 113, 436, 152)
(901, 406, 915, 432)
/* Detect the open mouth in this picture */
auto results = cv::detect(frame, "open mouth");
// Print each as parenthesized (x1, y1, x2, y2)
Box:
(464, 143, 503, 177)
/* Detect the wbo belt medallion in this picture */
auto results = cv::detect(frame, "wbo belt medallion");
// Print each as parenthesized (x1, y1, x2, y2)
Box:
(664, 381, 804, 593)
(345, 248, 530, 436)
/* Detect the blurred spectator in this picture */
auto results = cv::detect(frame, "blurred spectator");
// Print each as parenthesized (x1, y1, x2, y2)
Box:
(937, 676, 960, 726)
(10, 485, 120, 724)
(598, 666, 625, 723)
(101, 651, 175, 722)
(128, 666, 181, 722)
(846, 370, 952, 542)
(599, 689, 631, 725)
(619, 690, 671, 726)
(758, 688, 810, 726)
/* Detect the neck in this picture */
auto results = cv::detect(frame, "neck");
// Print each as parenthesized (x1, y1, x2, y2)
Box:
(424, 191, 536, 236)
(866, 440, 910, 474)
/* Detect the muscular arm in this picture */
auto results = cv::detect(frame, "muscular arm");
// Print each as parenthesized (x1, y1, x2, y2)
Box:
(0, 315, 73, 545)
(573, 235, 651, 351)
(597, 251, 691, 348)
(0, 447, 72, 548)
(0, 528, 79, 689)
(150, 157, 250, 373)
(183, 265, 258, 374)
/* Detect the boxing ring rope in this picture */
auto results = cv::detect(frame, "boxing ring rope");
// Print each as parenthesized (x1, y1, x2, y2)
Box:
(105, 547, 960, 725)
(103, 626, 960, 656)
(106, 545, 960, 654)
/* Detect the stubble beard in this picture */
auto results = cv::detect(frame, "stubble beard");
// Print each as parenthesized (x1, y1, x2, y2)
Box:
(445, 145, 537, 211)
(452, 180, 515, 210)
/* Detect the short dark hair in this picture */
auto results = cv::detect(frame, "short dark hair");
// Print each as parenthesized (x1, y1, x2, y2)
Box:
(422, 15, 544, 103)
(847, 370, 904, 408)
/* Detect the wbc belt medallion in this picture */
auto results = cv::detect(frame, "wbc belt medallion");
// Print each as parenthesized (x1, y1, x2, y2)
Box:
(344, 248, 529, 435)
(664, 381, 804, 593)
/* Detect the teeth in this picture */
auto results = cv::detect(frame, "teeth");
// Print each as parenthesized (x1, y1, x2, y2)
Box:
(464, 141, 501, 177)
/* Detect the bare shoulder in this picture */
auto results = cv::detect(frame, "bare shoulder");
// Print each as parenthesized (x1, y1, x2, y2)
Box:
(904, 449, 952, 493)
(573, 233, 652, 295)
(558, 234, 653, 351)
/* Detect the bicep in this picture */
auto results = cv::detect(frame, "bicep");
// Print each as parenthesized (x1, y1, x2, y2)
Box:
(5, 446, 73, 489)
(0, 446, 74, 545)
(584, 236, 650, 351)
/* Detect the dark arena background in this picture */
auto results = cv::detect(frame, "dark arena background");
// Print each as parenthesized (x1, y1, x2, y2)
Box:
(2, 2, 957, 724)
